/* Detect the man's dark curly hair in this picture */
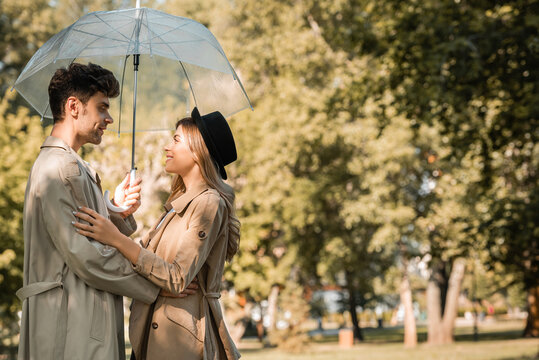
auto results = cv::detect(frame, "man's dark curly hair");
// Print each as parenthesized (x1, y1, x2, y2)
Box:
(48, 63, 120, 123)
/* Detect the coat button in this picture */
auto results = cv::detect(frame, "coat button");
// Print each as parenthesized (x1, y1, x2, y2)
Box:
(152, 322, 158, 329)
(198, 231, 206, 238)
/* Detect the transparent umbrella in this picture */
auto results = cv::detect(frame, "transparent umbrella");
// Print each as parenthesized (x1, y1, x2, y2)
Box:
(13, 5, 252, 211)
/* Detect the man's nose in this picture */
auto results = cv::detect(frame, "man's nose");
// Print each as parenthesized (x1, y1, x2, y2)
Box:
(106, 113, 113, 124)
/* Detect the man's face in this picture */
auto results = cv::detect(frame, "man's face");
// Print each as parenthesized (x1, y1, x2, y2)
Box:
(76, 91, 113, 146)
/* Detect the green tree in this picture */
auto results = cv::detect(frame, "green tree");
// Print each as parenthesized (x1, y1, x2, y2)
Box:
(312, 0, 537, 342)
(0, 90, 47, 346)
(375, 0, 538, 339)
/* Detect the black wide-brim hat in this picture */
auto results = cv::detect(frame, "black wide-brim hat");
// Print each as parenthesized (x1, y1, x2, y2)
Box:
(191, 107, 237, 180)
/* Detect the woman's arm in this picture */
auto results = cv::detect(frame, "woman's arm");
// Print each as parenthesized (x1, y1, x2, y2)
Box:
(73, 206, 201, 297)
(72, 206, 141, 263)
(130, 193, 225, 295)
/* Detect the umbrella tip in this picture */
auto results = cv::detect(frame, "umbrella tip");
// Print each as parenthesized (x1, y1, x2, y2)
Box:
(136, 0, 140, 8)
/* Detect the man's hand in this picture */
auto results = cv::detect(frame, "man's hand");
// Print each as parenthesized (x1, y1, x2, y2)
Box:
(160, 279, 199, 298)
(113, 173, 142, 218)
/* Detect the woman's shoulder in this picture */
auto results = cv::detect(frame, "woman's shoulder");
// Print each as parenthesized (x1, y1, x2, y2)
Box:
(187, 189, 227, 222)
(193, 188, 225, 208)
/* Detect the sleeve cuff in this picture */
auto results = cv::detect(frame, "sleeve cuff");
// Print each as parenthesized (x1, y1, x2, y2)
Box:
(133, 247, 155, 277)
(110, 213, 137, 236)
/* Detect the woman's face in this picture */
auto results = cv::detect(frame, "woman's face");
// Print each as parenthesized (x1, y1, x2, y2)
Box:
(164, 126, 197, 176)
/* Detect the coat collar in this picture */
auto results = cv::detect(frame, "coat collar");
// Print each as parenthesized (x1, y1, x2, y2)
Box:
(164, 182, 210, 216)
(41, 136, 100, 185)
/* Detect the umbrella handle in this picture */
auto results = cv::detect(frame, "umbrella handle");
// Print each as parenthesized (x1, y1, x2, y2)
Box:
(104, 169, 137, 212)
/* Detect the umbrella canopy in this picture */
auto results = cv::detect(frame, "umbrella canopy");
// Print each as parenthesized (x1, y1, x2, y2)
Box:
(13, 7, 252, 211)
(13, 7, 252, 131)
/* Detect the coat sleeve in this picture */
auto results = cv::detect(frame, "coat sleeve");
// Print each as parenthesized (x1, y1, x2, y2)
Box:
(38, 161, 159, 304)
(133, 192, 225, 294)
(109, 212, 137, 236)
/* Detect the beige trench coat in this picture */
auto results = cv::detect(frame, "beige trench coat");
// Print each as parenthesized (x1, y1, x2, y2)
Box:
(129, 182, 241, 360)
(17, 136, 160, 360)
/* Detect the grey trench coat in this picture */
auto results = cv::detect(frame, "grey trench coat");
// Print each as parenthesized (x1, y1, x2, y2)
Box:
(129, 182, 241, 360)
(17, 136, 160, 360)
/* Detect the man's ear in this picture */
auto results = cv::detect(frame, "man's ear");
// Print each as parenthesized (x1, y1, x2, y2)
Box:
(66, 96, 80, 118)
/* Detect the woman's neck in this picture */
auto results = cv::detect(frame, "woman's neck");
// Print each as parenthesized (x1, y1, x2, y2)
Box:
(181, 166, 205, 192)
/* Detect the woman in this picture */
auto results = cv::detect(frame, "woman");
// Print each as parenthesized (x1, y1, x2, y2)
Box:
(73, 107, 241, 360)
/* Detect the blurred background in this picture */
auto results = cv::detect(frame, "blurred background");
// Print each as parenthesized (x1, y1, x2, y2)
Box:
(0, 0, 537, 359)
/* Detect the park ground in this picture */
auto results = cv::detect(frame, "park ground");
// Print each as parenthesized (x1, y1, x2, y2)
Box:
(235, 319, 539, 360)
(3, 319, 535, 359)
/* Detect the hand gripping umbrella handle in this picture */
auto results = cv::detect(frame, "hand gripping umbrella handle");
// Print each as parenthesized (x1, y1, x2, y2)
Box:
(104, 169, 137, 212)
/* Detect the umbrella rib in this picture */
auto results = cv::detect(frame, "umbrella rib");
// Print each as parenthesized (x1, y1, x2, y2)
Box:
(144, 25, 184, 62)
(68, 12, 143, 58)
(141, 10, 152, 56)
(55, 12, 136, 61)
(117, 55, 129, 135)
(231, 67, 253, 111)
(70, 28, 129, 46)
(146, 23, 227, 59)
(52, 23, 79, 64)
(145, 22, 190, 43)
(40, 58, 76, 118)
(94, 13, 133, 43)
(57, 22, 135, 61)
(141, 19, 235, 75)
(140, 13, 225, 57)
(179, 61, 198, 110)
(145, 22, 200, 107)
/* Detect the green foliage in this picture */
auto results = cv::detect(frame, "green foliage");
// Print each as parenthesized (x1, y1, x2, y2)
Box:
(0, 90, 47, 326)
(0, 0, 536, 346)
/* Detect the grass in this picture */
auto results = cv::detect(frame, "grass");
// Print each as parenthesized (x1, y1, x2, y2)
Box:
(2, 319, 536, 360)
(236, 320, 539, 360)
(309, 320, 527, 344)
(238, 338, 538, 360)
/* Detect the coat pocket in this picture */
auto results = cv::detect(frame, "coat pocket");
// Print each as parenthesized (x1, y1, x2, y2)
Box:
(90, 291, 106, 342)
(163, 302, 203, 342)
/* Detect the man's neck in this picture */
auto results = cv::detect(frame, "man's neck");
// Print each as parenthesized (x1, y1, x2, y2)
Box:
(50, 121, 82, 152)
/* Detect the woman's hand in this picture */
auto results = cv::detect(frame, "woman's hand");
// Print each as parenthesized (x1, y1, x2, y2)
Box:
(72, 206, 124, 247)
(159, 279, 199, 298)
(113, 173, 142, 218)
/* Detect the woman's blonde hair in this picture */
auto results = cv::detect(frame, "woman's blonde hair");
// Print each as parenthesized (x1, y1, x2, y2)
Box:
(166, 117, 240, 262)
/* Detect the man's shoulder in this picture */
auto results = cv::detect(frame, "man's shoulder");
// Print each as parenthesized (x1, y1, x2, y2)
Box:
(33, 147, 81, 180)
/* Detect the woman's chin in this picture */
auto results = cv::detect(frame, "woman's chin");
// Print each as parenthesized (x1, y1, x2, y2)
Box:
(164, 166, 179, 175)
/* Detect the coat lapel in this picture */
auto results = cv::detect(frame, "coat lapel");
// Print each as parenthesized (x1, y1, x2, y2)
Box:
(169, 182, 210, 216)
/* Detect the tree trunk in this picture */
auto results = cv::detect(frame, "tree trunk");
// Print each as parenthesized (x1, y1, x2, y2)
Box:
(348, 287, 364, 341)
(523, 285, 539, 337)
(400, 259, 417, 348)
(441, 259, 466, 343)
(345, 271, 364, 341)
(267, 284, 280, 331)
(427, 276, 443, 345)
(427, 258, 465, 345)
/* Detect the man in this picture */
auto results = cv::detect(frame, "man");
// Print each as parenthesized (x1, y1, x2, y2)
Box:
(17, 63, 193, 360)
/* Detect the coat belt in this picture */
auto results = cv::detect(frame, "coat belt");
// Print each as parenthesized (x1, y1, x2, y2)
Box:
(203, 292, 221, 299)
(17, 280, 68, 359)
(16, 281, 63, 301)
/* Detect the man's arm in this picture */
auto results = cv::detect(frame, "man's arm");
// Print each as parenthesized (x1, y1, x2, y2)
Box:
(39, 163, 159, 303)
